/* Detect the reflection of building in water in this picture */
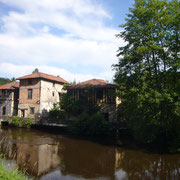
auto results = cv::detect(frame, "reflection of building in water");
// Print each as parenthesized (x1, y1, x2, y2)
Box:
(58, 138, 125, 179)
(115, 149, 125, 171)
(0, 129, 60, 177)
(16, 143, 60, 176)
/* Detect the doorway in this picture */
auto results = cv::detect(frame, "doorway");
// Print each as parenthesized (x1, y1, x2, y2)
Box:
(21, 110, 25, 117)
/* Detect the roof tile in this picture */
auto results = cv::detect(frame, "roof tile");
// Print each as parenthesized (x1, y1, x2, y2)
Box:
(66, 79, 116, 89)
(0, 81, 19, 90)
(17, 72, 69, 84)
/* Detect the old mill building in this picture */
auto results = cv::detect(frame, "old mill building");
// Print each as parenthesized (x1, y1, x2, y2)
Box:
(16, 72, 69, 118)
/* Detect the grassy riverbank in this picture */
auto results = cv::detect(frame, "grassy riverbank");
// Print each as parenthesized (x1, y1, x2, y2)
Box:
(0, 159, 30, 180)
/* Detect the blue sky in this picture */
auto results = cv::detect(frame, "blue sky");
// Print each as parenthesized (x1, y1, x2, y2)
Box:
(0, 0, 134, 82)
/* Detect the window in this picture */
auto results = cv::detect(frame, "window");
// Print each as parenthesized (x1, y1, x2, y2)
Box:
(53, 82, 55, 87)
(28, 89, 33, 99)
(30, 107, 35, 114)
(28, 79, 32, 85)
(52, 91, 55, 97)
(2, 107, 6, 115)
(0, 90, 2, 97)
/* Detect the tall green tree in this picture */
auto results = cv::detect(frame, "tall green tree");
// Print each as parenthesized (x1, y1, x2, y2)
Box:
(113, 0, 180, 152)
(32, 68, 39, 73)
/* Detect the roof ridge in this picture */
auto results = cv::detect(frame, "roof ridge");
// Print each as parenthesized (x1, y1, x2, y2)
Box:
(17, 72, 69, 84)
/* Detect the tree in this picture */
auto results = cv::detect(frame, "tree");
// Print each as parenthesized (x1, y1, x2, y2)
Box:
(113, 0, 180, 152)
(32, 68, 39, 73)
(0, 77, 11, 85)
(11, 77, 16, 82)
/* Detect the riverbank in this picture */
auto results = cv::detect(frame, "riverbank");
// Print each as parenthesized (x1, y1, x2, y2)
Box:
(0, 158, 31, 180)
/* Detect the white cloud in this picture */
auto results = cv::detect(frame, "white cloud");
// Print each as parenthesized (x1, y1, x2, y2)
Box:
(0, 62, 109, 82)
(0, 0, 125, 81)
(0, 33, 121, 68)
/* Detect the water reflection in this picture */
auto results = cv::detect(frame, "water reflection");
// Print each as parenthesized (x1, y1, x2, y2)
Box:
(0, 128, 60, 176)
(0, 127, 180, 180)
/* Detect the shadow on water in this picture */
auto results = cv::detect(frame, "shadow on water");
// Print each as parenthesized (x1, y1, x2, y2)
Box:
(0, 126, 180, 180)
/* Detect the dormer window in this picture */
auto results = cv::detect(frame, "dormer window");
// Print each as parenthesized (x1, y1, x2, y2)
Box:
(28, 79, 32, 85)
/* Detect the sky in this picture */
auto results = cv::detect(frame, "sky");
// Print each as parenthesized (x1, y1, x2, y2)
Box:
(0, 0, 134, 83)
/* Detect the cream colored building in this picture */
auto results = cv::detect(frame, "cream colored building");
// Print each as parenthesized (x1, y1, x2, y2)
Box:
(17, 72, 69, 118)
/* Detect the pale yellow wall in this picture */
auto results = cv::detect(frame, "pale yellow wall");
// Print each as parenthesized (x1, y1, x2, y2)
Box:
(38, 144, 60, 174)
(39, 80, 66, 116)
(11, 91, 14, 116)
(116, 96, 121, 108)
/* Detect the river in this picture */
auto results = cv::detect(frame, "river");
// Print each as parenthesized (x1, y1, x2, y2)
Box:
(0, 127, 179, 180)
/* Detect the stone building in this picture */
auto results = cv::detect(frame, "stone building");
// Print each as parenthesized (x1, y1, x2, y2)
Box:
(0, 81, 19, 118)
(17, 72, 69, 118)
(66, 79, 119, 122)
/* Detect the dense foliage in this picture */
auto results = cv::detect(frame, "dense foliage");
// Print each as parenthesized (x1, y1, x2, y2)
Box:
(50, 92, 110, 136)
(69, 112, 110, 136)
(113, 0, 180, 152)
(10, 116, 34, 128)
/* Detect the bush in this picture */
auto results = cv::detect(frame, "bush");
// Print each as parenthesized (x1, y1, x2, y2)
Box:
(49, 104, 66, 119)
(23, 118, 34, 128)
(11, 116, 23, 127)
(11, 116, 33, 128)
(69, 113, 110, 136)
(6, 115, 11, 123)
(0, 157, 31, 180)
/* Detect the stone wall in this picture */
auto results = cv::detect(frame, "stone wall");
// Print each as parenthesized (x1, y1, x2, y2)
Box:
(0, 91, 13, 116)
(18, 78, 66, 119)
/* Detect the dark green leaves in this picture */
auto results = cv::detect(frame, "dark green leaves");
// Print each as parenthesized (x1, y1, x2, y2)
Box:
(114, 0, 180, 152)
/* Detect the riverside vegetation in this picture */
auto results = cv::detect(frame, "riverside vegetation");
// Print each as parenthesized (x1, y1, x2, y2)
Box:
(6, 116, 34, 128)
(0, 158, 30, 180)
(50, 90, 112, 137)
(113, 0, 180, 152)
(50, 0, 180, 153)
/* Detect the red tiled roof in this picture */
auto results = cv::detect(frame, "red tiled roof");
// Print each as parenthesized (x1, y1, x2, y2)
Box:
(66, 79, 116, 89)
(78, 79, 108, 86)
(0, 81, 19, 90)
(17, 72, 69, 84)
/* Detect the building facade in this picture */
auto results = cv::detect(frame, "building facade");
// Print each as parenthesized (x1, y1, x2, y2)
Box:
(17, 72, 69, 118)
(0, 81, 19, 118)
(66, 79, 118, 122)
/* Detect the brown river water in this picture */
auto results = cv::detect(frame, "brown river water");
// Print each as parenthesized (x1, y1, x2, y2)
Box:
(0, 127, 180, 180)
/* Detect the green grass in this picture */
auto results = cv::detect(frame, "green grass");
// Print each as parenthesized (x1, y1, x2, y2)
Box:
(0, 159, 31, 180)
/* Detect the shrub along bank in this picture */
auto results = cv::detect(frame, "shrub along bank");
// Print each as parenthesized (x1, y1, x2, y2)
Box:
(50, 93, 112, 137)
(0, 158, 31, 180)
(6, 116, 34, 128)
